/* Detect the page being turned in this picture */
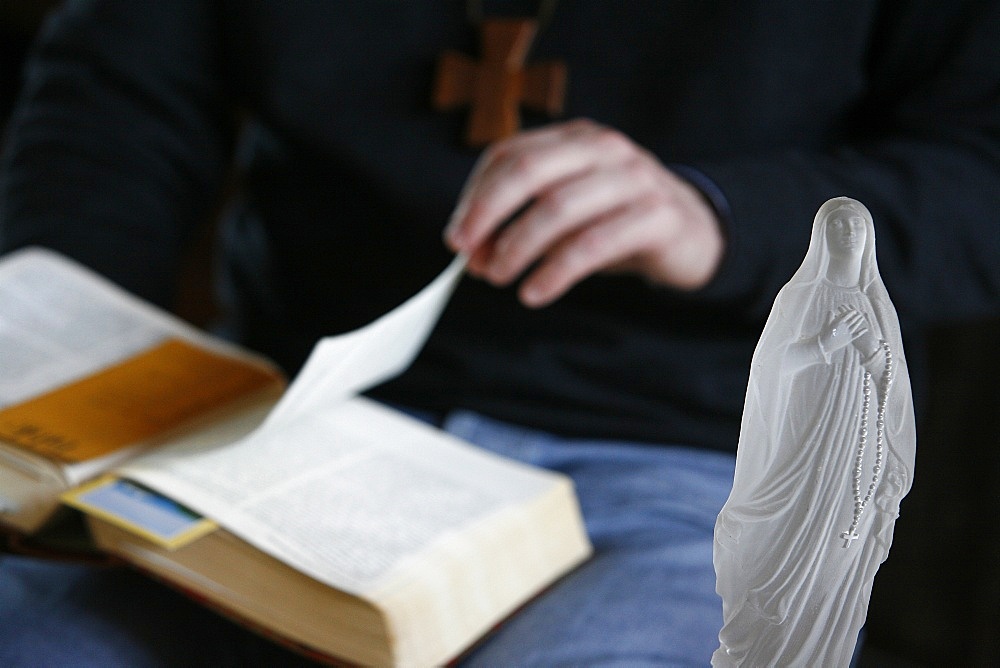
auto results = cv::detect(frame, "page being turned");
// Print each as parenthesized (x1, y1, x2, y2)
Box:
(262, 254, 466, 428)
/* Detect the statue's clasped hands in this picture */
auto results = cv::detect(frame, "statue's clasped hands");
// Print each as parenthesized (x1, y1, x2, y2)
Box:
(821, 306, 878, 356)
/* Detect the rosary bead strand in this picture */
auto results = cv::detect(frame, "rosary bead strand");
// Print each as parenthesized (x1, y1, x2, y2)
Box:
(841, 339, 892, 548)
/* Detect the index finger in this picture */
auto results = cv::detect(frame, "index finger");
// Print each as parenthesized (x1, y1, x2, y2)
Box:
(444, 120, 627, 253)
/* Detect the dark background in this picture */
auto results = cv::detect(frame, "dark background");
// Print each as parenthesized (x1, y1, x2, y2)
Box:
(1, 2, 997, 665)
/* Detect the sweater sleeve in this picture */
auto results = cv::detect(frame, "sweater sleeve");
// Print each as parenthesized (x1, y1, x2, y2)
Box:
(691, 1, 1000, 325)
(0, 0, 236, 309)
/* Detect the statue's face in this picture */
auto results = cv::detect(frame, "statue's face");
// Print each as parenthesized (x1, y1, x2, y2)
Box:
(825, 211, 867, 259)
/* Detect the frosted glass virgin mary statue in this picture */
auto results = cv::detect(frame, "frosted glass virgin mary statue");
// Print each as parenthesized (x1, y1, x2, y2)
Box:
(712, 197, 916, 666)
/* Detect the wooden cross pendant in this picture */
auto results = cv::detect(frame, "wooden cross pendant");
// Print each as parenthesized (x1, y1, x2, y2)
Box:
(433, 18, 566, 147)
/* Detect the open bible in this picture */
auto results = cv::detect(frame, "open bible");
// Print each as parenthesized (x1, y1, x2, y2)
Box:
(0, 247, 592, 666)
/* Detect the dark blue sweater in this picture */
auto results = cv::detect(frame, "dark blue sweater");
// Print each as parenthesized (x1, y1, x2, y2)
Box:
(2, 0, 999, 451)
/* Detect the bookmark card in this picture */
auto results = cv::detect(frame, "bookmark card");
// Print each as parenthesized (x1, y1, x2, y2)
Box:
(63, 476, 217, 549)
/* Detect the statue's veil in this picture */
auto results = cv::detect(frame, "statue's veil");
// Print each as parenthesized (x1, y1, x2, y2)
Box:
(790, 197, 881, 292)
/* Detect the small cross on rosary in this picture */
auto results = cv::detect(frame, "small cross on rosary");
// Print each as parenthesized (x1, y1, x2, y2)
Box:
(432, 4, 566, 147)
(840, 531, 860, 548)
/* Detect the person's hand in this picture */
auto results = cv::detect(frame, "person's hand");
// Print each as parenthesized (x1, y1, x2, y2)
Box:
(443, 119, 725, 308)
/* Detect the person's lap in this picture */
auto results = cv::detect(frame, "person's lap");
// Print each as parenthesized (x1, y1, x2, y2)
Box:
(446, 411, 735, 667)
(0, 410, 735, 667)
(0, 554, 323, 667)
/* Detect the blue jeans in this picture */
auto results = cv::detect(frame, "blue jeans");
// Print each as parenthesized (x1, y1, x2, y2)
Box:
(0, 410, 736, 667)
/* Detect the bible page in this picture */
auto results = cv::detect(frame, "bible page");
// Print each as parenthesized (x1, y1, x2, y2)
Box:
(119, 397, 557, 596)
(0, 248, 257, 408)
(262, 254, 466, 428)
